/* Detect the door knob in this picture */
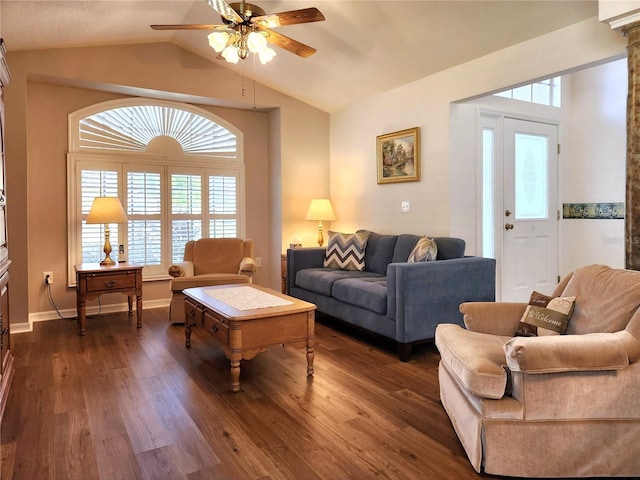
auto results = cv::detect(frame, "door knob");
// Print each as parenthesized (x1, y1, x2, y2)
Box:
(505, 210, 512, 217)
(505, 223, 514, 230)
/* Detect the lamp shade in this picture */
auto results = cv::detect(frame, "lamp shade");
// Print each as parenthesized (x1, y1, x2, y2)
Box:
(305, 198, 336, 221)
(86, 197, 128, 224)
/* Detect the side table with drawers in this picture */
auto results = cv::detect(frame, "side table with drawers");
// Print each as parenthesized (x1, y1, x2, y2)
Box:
(75, 263, 143, 335)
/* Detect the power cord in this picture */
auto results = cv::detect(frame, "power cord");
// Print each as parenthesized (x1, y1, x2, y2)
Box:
(45, 281, 71, 320)
(45, 280, 102, 320)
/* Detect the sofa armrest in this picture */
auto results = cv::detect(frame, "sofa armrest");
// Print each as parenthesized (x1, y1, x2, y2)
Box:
(504, 332, 630, 374)
(387, 256, 496, 343)
(286, 247, 326, 293)
(460, 302, 526, 335)
(238, 257, 257, 277)
(168, 261, 194, 278)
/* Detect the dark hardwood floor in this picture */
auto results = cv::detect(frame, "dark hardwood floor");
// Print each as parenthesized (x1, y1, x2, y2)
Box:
(1, 307, 489, 480)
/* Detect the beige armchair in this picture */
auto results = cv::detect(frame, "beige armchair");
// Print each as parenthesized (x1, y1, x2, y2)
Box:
(435, 264, 640, 478)
(168, 238, 256, 323)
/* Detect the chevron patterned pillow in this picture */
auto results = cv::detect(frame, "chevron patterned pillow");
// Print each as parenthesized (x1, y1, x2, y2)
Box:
(407, 236, 438, 262)
(323, 231, 369, 271)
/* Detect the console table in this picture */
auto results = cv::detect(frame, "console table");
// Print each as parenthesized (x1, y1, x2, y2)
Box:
(75, 263, 143, 335)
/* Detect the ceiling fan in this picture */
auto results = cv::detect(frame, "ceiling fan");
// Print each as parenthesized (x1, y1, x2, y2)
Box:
(151, 0, 325, 64)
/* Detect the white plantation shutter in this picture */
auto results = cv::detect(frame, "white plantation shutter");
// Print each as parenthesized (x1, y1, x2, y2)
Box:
(209, 175, 237, 238)
(171, 172, 203, 262)
(78, 105, 238, 156)
(127, 169, 162, 270)
(80, 168, 120, 264)
(68, 100, 244, 284)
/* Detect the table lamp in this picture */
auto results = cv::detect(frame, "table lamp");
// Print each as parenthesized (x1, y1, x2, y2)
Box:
(305, 198, 336, 246)
(86, 197, 128, 265)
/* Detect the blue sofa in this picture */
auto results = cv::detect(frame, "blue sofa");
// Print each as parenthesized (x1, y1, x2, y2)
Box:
(286, 232, 496, 361)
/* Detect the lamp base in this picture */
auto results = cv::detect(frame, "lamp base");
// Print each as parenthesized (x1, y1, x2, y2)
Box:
(101, 228, 115, 266)
(100, 256, 116, 266)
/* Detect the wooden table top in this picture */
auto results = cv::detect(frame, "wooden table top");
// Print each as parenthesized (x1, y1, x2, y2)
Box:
(75, 262, 143, 274)
(183, 284, 316, 321)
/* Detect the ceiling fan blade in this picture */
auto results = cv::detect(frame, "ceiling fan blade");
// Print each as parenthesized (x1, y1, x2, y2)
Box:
(251, 7, 325, 28)
(151, 24, 228, 31)
(204, 0, 243, 24)
(261, 27, 317, 58)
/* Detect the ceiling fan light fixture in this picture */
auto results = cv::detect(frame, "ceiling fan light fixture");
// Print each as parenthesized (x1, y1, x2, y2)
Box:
(247, 30, 267, 53)
(152, 1, 325, 65)
(208, 31, 229, 52)
(258, 46, 276, 65)
(221, 45, 240, 63)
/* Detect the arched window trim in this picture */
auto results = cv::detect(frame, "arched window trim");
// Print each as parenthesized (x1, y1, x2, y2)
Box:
(67, 98, 246, 286)
(68, 97, 244, 158)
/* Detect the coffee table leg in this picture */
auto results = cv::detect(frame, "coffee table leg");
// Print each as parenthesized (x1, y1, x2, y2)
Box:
(306, 345, 314, 376)
(230, 358, 241, 393)
(185, 321, 192, 348)
(306, 311, 315, 376)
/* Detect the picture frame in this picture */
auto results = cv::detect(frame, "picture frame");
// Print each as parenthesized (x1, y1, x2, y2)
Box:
(376, 127, 420, 184)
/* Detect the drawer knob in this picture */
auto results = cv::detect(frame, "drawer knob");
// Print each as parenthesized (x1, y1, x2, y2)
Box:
(211, 325, 218, 333)
(105, 281, 117, 288)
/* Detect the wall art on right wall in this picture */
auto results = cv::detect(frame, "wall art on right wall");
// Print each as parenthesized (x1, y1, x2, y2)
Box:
(562, 202, 625, 219)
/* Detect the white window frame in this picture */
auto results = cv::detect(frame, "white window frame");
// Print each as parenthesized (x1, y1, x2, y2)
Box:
(67, 99, 245, 286)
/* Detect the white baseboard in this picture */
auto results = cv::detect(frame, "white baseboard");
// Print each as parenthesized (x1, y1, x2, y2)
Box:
(14, 298, 171, 334)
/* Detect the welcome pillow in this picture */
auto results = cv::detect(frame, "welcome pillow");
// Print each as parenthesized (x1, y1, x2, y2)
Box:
(323, 231, 369, 271)
(516, 291, 576, 337)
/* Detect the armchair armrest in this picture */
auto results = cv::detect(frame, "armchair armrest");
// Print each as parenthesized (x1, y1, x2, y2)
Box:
(504, 332, 630, 374)
(238, 257, 257, 277)
(168, 261, 194, 278)
(460, 302, 526, 335)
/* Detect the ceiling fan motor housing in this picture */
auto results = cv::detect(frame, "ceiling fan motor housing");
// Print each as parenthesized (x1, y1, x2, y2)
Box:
(225, 3, 266, 25)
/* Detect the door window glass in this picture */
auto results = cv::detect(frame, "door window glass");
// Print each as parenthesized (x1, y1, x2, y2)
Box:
(515, 133, 548, 220)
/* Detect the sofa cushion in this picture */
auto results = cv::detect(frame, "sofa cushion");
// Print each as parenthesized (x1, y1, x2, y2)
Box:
(432, 237, 465, 260)
(323, 231, 369, 271)
(358, 230, 398, 275)
(295, 268, 380, 296)
(407, 236, 438, 262)
(392, 234, 422, 263)
(332, 276, 388, 315)
(435, 323, 510, 399)
(516, 291, 576, 337)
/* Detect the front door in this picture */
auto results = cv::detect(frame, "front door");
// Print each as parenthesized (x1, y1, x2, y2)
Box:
(501, 118, 559, 301)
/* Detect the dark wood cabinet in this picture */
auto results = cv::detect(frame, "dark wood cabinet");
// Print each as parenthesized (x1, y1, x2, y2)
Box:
(0, 39, 13, 422)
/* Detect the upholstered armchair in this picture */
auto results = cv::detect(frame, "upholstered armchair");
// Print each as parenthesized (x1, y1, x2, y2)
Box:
(167, 238, 256, 323)
(435, 264, 640, 478)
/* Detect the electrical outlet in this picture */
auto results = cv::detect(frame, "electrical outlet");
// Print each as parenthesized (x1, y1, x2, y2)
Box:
(255, 257, 262, 267)
(43, 271, 53, 285)
(401, 201, 411, 213)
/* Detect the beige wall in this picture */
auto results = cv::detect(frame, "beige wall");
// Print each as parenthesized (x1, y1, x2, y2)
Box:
(5, 42, 329, 328)
(329, 17, 626, 242)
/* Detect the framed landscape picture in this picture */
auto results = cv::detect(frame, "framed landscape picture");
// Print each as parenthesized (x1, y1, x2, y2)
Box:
(376, 127, 420, 184)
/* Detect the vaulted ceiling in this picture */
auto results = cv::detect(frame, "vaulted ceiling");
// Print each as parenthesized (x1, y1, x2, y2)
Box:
(1, 1, 599, 113)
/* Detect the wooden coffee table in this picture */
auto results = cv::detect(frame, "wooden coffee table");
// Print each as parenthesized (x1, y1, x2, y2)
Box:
(183, 284, 316, 393)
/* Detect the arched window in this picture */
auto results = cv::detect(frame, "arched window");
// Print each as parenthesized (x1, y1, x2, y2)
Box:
(67, 98, 245, 283)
